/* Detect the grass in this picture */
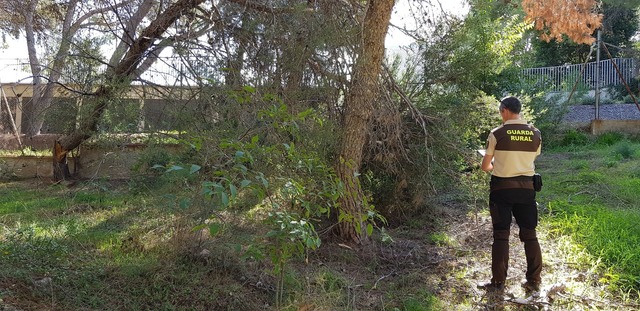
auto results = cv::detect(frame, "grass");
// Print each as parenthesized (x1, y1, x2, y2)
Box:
(1, 132, 640, 310)
(0, 180, 266, 310)
(0, 148, 52, 157)
(537, 132, 640, 291)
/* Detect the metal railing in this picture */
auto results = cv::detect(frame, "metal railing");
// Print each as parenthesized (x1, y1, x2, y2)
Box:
(520, 58, 637, 92)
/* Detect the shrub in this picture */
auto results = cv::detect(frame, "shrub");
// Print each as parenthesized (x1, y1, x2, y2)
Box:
(561, 129, 590, 147)
(596, 132, 625, 146)
(612, 141, 636, 160)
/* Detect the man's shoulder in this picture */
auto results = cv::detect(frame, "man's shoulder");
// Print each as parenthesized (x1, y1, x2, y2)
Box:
(502, 121, 540, 131)
(490, 124, 505, 133)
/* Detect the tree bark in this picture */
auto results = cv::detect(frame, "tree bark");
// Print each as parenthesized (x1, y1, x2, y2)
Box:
(335, 0, 394, 243)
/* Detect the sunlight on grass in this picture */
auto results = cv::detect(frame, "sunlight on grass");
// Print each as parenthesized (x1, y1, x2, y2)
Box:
(428, 232, 458, 247)
(545, 200, 640, 289)
(538, 134, 640, 294)
(399, 291, 443, 311)
(0, 148, 52, 157)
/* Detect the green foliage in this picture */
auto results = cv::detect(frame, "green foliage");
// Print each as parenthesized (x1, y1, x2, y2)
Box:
(546, 201, 640, 290)
(145, 88, 379, 307)
(427, 232, 457, 247)
(612, 141, 637, 159)
(0, 226, 70, 272)
(422, 0, 531, 96)
(560, 129, 590, 147)
(100, 99, 144, 133)
(521, 92, 568, 125)
(596, 132, 625, 146)
(197, 104, 339, 307)
(43, 98, 79, 134)
(133, 145, 174, 173)
(610, 77, 639, 100)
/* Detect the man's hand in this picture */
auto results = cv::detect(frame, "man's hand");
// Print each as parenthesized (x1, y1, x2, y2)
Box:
(481, 153, 494, 172)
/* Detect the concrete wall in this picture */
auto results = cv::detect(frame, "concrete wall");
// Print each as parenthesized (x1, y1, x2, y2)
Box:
(0, 144, 181, 180)
(591, 119, 640, 135)
(0, 156, 75, 179)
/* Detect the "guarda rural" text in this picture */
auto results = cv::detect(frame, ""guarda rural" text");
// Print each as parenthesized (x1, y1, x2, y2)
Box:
(507, 129, 534, 142)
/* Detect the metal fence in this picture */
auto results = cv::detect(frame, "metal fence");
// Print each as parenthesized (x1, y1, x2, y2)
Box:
(520, 58, 637, 92)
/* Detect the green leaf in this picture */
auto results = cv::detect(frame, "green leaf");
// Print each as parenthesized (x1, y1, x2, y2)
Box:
(366, 223, 374, 236)
(166, 165, 183, 172)
(192, 224, 207, 232)
(297, 109, 313, 119)
(221, 192, 229, 207)
(209, 223, 221, 236)
(189, 164, 201, 174)
(237, 164, 248, 174)
(240, 179, 252, 188)
(229, 183, 238, 198)
(179, 198, 190, 209)
(257, 174, 269, 188)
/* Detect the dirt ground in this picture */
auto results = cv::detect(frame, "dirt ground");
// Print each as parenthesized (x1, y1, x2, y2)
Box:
(302, 205, 640, 311)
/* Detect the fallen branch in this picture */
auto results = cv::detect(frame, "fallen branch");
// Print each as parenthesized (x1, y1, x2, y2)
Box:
(372, 271, 396, 289)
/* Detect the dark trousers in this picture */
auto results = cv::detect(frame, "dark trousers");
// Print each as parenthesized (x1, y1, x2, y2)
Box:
(489, 188, 542, 284)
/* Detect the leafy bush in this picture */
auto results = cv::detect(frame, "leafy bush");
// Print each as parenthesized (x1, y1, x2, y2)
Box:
(561, 129, 590, 147)
(132, 145, 174, 173)
(612, 141, 636, 160)
(596, 132, 625, 146)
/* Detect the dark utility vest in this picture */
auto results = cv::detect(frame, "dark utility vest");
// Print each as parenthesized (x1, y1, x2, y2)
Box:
(493, 123, 541, 153)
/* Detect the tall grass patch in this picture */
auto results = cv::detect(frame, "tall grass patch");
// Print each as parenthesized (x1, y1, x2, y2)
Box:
(537, 134, 640, 291)
(546, 200, 640, 289)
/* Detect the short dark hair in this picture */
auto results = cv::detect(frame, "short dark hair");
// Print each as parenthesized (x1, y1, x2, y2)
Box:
(499, 96, 521, 114)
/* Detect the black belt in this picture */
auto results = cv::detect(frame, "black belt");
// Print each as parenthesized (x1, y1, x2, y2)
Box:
(490, 175, 534, 191)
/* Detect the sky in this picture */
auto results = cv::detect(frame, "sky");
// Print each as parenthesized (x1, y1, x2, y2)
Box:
(386, 0, 469, 48)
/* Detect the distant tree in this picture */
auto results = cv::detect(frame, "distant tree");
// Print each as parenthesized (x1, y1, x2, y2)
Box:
(53, 0, 207, 180)
(1, 0, 88, 136)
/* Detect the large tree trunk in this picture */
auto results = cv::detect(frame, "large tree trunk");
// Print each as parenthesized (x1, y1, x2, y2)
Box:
(53, 0, 206, 181)
(335, 0, 394, 243)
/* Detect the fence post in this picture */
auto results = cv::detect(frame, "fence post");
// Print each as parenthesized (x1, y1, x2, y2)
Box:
(595, 30, 601, 120)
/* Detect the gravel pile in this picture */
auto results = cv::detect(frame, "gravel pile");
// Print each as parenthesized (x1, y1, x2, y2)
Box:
(562, 103, 640, 123)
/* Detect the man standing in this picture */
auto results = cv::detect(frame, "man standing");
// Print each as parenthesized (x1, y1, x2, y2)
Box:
(479, 96, 542, 293)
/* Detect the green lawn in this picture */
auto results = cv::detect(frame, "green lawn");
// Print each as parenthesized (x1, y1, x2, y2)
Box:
(537, 132, 640, 290)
